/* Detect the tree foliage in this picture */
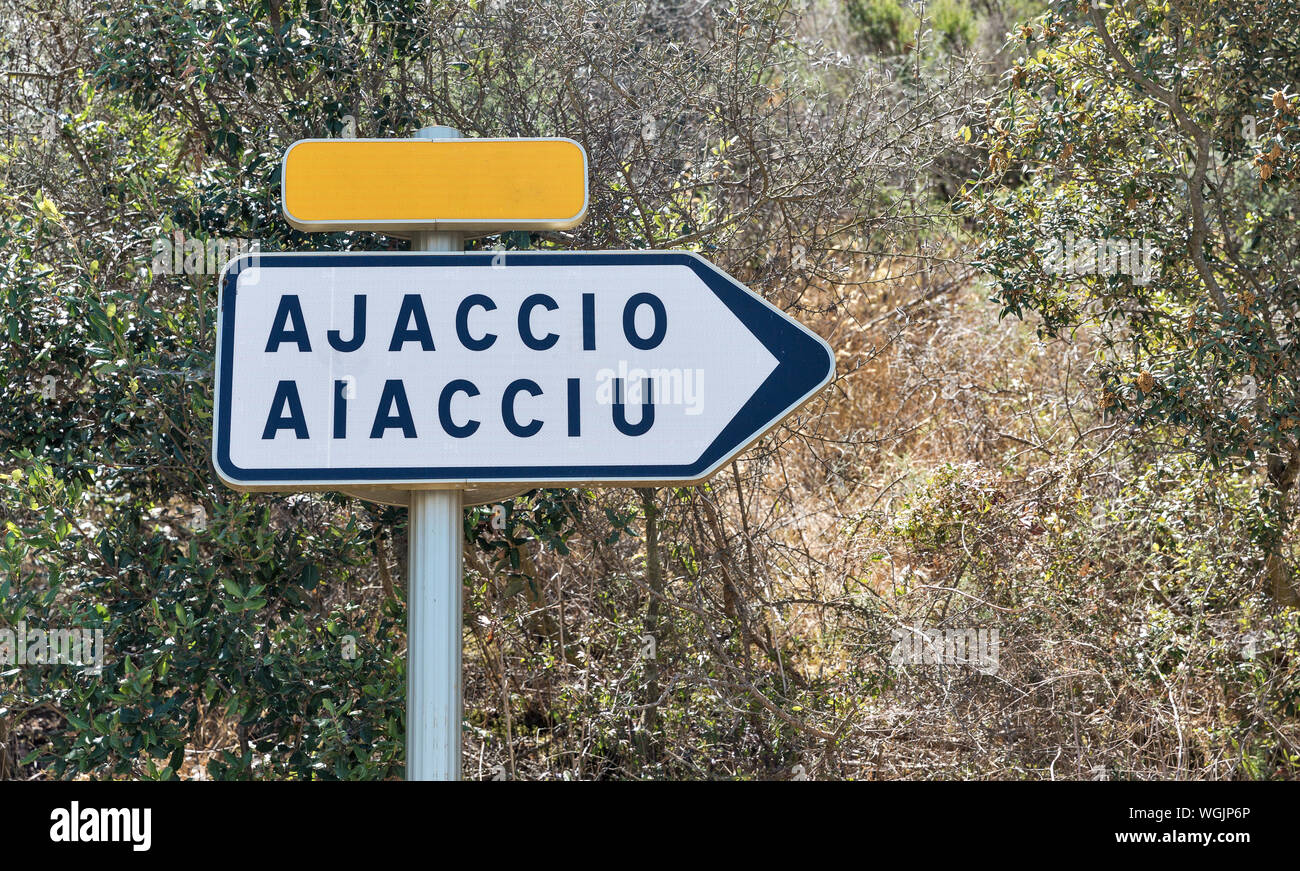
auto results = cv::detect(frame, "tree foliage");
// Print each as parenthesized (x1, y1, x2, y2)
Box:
(966, 0, 1300, 603)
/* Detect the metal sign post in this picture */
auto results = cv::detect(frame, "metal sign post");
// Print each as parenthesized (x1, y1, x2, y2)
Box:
(406, 125, 464, 782)
(406, 484, 463, 780)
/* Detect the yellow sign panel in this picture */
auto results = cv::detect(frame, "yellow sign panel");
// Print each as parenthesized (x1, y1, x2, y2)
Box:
(281, 138, 588, 234)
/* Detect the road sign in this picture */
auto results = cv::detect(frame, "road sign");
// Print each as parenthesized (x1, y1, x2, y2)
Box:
(212, 250, 834, 491)
(281, 138, 588, 234)
(238, 124, 836, 783)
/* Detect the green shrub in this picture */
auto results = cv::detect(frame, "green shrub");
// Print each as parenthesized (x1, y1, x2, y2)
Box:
(844, 0, 918, 53)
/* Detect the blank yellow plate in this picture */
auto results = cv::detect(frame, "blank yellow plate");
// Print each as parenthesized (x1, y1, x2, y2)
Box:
(281, 138, 588, 234)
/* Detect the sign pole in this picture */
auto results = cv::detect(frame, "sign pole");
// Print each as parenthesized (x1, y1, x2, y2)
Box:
(407, 124, 464, 781)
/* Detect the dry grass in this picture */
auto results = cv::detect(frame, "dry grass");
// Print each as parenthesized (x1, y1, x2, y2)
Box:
(453, 250, 1299, 779)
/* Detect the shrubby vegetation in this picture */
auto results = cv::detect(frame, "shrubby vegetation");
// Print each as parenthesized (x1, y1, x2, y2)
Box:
(966, 0, 1300, 604)
(1, 0, 1295, 779)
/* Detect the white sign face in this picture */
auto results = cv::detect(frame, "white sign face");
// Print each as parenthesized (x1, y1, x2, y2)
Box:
(212, 251, 833, 489)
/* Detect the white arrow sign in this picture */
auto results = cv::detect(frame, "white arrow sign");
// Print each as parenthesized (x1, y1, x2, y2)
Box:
(213, 250, 833, 489)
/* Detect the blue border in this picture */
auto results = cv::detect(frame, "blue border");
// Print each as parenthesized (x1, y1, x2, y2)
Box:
(214, 251, 833, 484)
